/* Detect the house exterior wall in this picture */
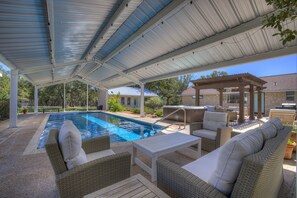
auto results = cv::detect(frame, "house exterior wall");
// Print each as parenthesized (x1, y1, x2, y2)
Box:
(118, 96, 153, 108)
(182, 96, 195, 106)
(264, 91, 297, 115)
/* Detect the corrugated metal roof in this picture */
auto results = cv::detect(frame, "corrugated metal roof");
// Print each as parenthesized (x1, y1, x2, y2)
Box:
(108, 86, 158, 96)
(0, 0, 296, 89)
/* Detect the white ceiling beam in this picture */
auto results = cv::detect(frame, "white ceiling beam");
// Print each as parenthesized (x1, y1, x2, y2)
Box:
(106, 12, 275, 81)
(71, 0, 132, 78)
(0, 53, 16, 70)
(82, 0, 189, 79)
(19, 60, 88, 75)
(45, 0, 55, 81)
(142, 46, 297, 83)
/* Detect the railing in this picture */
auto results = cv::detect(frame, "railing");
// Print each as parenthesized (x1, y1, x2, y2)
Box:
(152, 107, 186, 131)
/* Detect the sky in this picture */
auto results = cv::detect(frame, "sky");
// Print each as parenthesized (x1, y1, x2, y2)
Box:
(192, 54, 297, 80)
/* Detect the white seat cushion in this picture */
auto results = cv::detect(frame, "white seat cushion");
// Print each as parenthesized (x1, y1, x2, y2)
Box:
(192, 129, 217, 140)
(203, 111, 228, 131)
(260, 121, 277, 140)
(59, 120, 87, 169)
(182, 148, 221, 182)
(86, 149, 115, 162)
(208, 128, 264, 196)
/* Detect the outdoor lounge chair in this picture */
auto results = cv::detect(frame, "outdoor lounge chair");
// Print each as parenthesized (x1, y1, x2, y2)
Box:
(45, 128, 131, 198)
(260, 109, 296, 125)
(190, 111, 232, 152)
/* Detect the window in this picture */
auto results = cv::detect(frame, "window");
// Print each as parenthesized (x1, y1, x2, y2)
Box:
(286, 91, 295, 101)
(226, 93, 247, 104)
(121, 97, 125, 105)
(127, 97, 131, 105)
(145, 97, 149, 102)
(134, 98, 137, 106)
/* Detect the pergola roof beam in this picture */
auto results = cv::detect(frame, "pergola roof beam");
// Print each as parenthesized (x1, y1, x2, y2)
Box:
(0, 53, 16, 70)
(142, 46, 297, 83)
(72, 0, 131, 77)
(83, 0, 189, 79)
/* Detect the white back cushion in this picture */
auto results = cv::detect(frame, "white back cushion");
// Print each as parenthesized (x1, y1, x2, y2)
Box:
(260, 121, 277, 140)
(208, 128, 264, 196)
(203, 111, 228, 131)
(59, 120, 87, 169)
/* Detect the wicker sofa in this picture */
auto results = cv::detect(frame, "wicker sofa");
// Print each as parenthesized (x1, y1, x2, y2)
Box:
(157, 119, 291, 198)
(45, 128, 131, 198)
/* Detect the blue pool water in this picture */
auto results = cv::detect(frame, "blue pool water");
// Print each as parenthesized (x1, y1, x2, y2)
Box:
(37, 112, 163, 149)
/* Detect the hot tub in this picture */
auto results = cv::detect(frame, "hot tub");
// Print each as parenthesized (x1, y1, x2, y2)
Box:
(163, 105, 207, 123)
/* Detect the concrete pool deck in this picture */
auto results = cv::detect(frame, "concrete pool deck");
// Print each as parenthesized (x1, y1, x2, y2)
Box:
(0, 112, 295, 197)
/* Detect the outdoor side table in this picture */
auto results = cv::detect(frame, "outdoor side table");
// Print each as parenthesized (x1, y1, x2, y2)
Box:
(132, 132, 201, 182)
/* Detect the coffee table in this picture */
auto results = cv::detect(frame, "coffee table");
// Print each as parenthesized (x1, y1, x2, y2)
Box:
(132, 132, 201, 182)
(84, 174, 170, 198)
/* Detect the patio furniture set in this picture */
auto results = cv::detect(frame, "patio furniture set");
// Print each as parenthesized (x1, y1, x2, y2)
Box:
(45, 110, 294, 198)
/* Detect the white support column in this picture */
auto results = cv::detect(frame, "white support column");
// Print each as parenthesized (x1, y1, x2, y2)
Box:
(34, 85, 38, 113)
(9, 69, 18, 128)
(140, 83, 145, 117)
(86, 84, 89, 111)
(105, 90, 109, 110)
(63, 82, 66, 112)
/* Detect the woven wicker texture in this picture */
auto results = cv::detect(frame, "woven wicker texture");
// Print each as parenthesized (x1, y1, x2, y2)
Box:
(157, 126, 291, 198)
(45, 129, 131, 198)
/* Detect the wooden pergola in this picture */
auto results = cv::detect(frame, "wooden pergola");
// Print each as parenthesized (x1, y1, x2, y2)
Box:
(192, 73, 267, 124)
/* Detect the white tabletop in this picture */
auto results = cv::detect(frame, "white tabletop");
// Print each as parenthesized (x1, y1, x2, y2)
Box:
(133, 132, 200, 155)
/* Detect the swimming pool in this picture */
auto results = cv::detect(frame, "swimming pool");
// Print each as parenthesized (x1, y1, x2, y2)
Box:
(37, 112, 163, 149)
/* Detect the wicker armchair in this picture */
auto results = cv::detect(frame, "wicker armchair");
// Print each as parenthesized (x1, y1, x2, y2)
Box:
(260, 109, 296, 126)
(190, 111, 232, 152)
(45, 128, 131, 198)
(157, 126, 291, 198)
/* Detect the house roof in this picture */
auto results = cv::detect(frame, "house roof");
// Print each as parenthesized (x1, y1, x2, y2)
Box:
(182, 73, 297, 96)
(0, 1, 296, 89)
(108, 87, 158, 97)
(261, 73, 297, 92)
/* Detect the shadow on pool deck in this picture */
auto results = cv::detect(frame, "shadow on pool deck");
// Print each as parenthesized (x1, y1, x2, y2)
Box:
(0, 113, 295, 197)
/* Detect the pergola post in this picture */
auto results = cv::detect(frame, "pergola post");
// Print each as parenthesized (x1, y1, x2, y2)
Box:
(9, 69, 18, 128)
(238, 84, 245, 124)
(195, 86, 200, 106)
(86, 84, 89, 111)
(34, 85, 38, 113)
(63, 82, 66, 112)
(257, 88, 263, 118)
(218, 88, 223, 106)
(140, 83, 145, 117)
(249, 85, 255, 120)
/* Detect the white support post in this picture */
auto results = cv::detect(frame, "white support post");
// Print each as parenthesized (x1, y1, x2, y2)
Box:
(140, 83, 145, 117)
(86, 84, 89, 112)
(9, 69, 18, 128)
(105, 90, 109, 110)
(34, 86, 38, 113)
(63, 82, 66, 112)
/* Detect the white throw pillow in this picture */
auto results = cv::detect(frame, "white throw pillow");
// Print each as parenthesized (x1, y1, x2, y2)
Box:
(208, 128, 264, 196)
(203, 111, 228, 131)
(59, 120, 87, 169)
(260, 122, 277, 140)
(270, 117, 284, 130)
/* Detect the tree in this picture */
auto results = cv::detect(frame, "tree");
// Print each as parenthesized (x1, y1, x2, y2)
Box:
(200, 70, 228, 79)
(145, 75, 192, 105)
(263, 0, 297, 45)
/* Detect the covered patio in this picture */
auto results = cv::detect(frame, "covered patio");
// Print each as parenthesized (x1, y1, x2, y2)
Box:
(0, 0, 296, 197)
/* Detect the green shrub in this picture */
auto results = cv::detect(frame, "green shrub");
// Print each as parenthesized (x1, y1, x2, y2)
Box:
(144, 106, 154, 114)
(0, 99, 9, 120)
(123, 107, 132, 111)
(154, 108, 163, 117)
(132, 108, 140, 114)
(107, 92, 124, 112)
(145, 97, 163, 110)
